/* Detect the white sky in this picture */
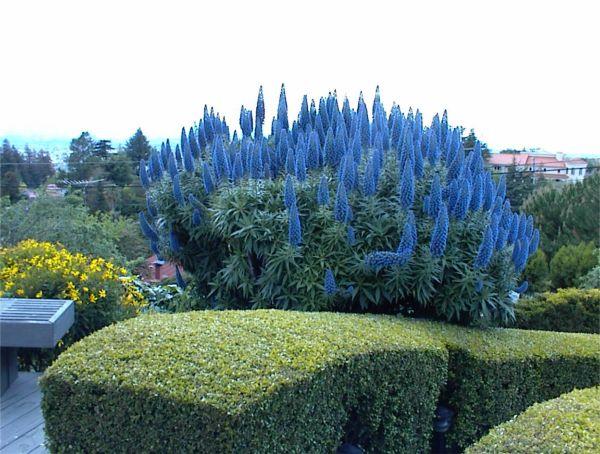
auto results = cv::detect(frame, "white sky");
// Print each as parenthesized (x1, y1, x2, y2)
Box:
(1, 0, 598, 155)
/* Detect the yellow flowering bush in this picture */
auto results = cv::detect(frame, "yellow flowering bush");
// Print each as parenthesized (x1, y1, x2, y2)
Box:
(0, 240, 146, 369)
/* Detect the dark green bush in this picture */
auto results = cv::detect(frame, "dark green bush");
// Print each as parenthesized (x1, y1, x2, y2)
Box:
(41, 311, 448, 453)
(549, 241, 598, 289)
(579, 265, 600, 289)
(421, 322, 600, 450)
(0, 194, 149, 265)
(41, 311, 600, 453)
(466, 386, 600, 453)
(142, 89, 540, 327)
(515, 288, 600, 334)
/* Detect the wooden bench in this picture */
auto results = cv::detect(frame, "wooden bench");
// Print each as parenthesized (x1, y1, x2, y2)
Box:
(0, 298, 74, 396)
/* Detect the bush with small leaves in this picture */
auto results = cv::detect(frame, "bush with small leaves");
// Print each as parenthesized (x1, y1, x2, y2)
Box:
(466, 387, 600, 454)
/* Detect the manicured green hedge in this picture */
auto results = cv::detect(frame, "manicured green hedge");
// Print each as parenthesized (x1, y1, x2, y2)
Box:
(466, 386, 600, 453)
(420, 322, 600, 450)
(41, 311, 600, 453)
(40, 311, 448, 453)
(515, 288, 600, 333)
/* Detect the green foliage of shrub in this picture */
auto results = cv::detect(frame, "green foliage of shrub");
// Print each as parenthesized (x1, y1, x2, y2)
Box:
(41, 311, 600, 452)
(152, 159, 526, 326)
(579, 265, 600, 289)
(0, 194, 149, 264)
(515, 288, 600, 333)
(549, 241, 598, 289)
(41, 311, 448, 453)
(523, 174, 600, 257)
(522, 249, 550, 293)
(466, 386, 600, 453)
(0, 240, 146, 370)
(133, 278, 201, 313)
(420, 322, 600, 450)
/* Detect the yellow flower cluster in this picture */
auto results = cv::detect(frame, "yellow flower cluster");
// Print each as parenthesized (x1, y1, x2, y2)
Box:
(0, 240, 145, 312)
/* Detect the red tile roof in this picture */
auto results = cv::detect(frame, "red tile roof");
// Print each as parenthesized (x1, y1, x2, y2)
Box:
(488, 153, 530, 165)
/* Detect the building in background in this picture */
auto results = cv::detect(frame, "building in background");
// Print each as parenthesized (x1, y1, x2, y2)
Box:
(140, 254, 178, 283)
(487, 151, 588, 183)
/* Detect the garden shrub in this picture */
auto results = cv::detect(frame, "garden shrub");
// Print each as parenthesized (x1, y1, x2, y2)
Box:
(140, 87, 539, 326)
(523, 173, 600, 257)
(41, 310, 448, 453)
(466, 386, 600, 453)
(549, 241, 598, 289)
(522, 249, 550, 293)
(579, 264, 600, 289)
(0, 194, 148, 265)
(0, 240, 146, 369)
(41, 311, 600, 452)
(515, 288, 599, 333)
(419, 321, 600, 450)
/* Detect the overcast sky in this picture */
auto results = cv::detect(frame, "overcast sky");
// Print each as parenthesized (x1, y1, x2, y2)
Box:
(1, 0, 598, 155)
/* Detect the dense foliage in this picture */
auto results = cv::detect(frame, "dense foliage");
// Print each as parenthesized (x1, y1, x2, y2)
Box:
(422, 321, 600, 450)
(140, 86, 538, 326)
(579, 265, 600, 289)
(466, 386, 600, 453)
(0, 194, 149, 265)
(0, 240, 145, 369)
(40, 311, 600, 452)
(515, 288, 599, 333)
(41, 311, 448, 453)
(1, 139, 55, 201)
(523, 173, 600, 257)
(548, 241, 598, 289)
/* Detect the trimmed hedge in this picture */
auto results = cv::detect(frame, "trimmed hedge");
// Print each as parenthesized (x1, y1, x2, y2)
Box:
(419, 322, 600, 450)
(466, 386, 600, 453)
(41, 312, 600, 453)
(515, 288, 600, 333)
(40, 311, 448, 453)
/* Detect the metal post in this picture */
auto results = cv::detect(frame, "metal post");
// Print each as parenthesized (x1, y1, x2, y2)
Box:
(1, 347, 19, 396)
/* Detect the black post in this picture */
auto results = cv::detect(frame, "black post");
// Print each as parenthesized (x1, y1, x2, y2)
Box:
(1, 347, 19, 395)
(432, 405, 454, 453)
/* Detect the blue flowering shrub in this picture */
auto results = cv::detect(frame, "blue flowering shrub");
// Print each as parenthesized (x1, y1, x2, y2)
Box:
(141, 86, 539, 326)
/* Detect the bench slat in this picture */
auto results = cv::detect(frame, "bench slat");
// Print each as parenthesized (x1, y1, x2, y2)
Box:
(0, 299, 74, 348)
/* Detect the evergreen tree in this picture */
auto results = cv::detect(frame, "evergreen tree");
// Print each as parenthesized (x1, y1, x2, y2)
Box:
(523, 174, 600, 256)
(462, 129, 490, 159)
(125, 128, 153, 162)
(504, 161, 535, 210)
(0, 142, 21, 201)
(67, 132, 97, 180)
(19, 146, 55, 189)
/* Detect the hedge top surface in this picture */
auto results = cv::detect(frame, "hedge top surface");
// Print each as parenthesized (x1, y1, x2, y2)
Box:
(417, 320, 600, 361)
(466, 386, 600, 453)
(41, 310, 446, 413)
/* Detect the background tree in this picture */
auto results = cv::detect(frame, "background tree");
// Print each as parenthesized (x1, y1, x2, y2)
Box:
(523, 174, 600, 256)
(523, 250, 551, 293)
(462, 129, 490, 158)
(124, 128, 154, 165)
(0, 140, 23, 202)
(549, 242, 598, 289)
(93, 139, 114, 158)
(67, 132, 98, 180)
(0, 194, 149, 265)
(104, 153, 134, 186)
(504, 160, 537, 210)
(20, 146, 55, 188)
